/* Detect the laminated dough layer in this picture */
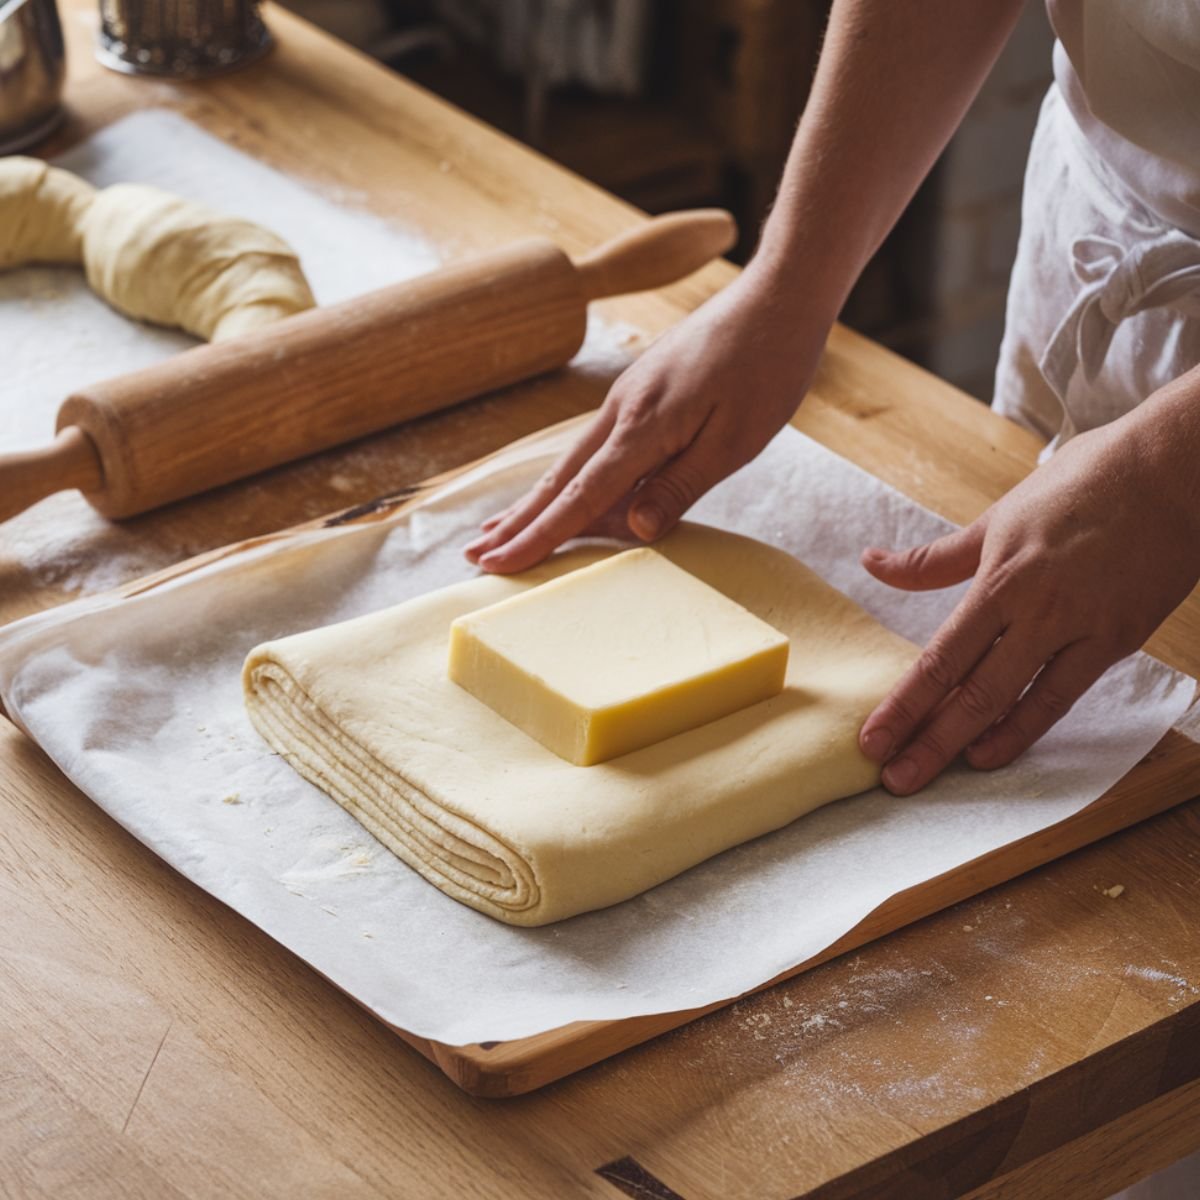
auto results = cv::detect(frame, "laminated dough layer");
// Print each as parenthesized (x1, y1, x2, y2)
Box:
(242, 523, 920, 926)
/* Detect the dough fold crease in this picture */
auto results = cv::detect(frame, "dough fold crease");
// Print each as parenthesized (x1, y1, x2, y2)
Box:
(245, 660, 540, 915)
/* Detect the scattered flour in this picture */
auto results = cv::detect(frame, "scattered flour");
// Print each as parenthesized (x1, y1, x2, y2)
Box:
(698, 884, 1199, 1124)
(277, 837, 378, 889)
(1125, 965, 1199, 1003)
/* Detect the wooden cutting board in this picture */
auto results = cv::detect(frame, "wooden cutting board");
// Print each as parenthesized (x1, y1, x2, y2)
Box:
(14, 418, 1199, 1099)
(413, 727, 1200, 1096)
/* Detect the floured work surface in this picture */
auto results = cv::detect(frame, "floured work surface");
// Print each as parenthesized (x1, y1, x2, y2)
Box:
(1, 418, 1197, 1096)
(0, 107, 639, 600)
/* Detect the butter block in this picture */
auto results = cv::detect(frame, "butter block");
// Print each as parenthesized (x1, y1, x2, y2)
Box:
(448, 548, 790, 765)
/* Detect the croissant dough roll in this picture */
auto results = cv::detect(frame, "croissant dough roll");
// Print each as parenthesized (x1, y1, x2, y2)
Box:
(0, 158, 96, 268)
(243, 524, 920, 926)
(79, 183, 316, 341)
(0, 157, 315, 340)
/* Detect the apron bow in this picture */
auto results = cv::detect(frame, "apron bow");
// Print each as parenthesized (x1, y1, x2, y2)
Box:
(1040, 229, 1200, 403)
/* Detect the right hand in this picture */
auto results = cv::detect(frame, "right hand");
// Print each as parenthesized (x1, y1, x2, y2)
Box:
(464, 266, 834, 573)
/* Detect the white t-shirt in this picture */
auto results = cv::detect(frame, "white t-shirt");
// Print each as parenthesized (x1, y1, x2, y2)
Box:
(1047, 0, 1200, 236)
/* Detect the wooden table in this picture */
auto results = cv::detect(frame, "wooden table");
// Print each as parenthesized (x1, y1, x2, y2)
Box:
(4, 4, 1200, 1197)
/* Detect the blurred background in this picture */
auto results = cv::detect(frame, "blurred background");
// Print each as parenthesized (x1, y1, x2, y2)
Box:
(280, 0, 1054, 403)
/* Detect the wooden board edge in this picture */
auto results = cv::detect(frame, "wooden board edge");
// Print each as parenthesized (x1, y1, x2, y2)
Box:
(408, 728, 1200, 1097)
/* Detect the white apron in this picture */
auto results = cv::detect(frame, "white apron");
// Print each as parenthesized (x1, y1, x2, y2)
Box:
(993, 85, 1200, 456)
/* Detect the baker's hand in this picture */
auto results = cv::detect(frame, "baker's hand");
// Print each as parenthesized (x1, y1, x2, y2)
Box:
(858, 414, 1200, 795)
(464, 267, 832, 573)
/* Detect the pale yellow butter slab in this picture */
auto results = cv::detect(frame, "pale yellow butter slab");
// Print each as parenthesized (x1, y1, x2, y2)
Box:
(448, 547, 790, 765)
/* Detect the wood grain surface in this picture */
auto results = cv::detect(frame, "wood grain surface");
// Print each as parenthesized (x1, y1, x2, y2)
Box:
(4, 3, 1200, 1197)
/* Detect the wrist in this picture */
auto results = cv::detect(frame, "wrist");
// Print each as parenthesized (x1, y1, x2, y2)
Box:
(739, 247, 844, 336)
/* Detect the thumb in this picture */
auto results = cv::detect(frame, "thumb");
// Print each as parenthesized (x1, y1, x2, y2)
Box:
(862, 522, 984, 591)
(629, 435, 727, 542)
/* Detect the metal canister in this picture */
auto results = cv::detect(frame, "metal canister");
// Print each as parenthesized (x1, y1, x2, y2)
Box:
(0, 0, 66, 154)
(96, 0, 272, 78)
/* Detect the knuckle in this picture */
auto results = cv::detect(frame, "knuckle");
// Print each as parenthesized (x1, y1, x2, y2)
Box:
(972, 726, 1022, 769)
(998, 707, 1030, 743)
(917, 644, 960, 693)
(905, 542, 933, 572)
(611, 399, 696, 458)
(978, 553, 1029, 604)
(913, 727, 954, 767)
(651, 465, 703, 513)
(1034, 585, 1076, 627)
(610, 419, 651, 456)
(613, 389, 657, 429)
(558, 476, 592, 512)
(882, 693, 920, 731)
(537, 466, 565, 494)
(955, 676, 999, 722)
(1029, 681, 1074, 723)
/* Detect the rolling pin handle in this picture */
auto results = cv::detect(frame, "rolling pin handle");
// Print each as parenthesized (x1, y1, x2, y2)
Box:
(573, 209, 738, 302)
(0, 426, 103, 523)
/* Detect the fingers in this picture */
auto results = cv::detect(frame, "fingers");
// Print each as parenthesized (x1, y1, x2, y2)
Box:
(464, 408, 616, 565)
(627, 417, 730, 542)
(862, 523, 985, 592)
(469, 424, 665, 574)
(581, 494, 637, 541)
(875, 630, 1051, 795)
(966, 642, 1106, 771)
(860, 588, 1003, 767)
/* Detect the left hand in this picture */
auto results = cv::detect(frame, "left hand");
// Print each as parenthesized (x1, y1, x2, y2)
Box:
(857, 413, 1200, 795)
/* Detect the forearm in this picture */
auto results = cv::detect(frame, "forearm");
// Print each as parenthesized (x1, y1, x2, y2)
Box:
(1115, 362, 1200, 521)
(751, 0, 1025, 319)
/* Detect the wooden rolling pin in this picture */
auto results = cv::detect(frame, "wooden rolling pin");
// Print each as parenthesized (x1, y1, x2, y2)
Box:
(2, 209, 736, 522)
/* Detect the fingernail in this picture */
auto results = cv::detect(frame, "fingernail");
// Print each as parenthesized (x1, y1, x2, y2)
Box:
(478, 551, 501, 571)
(883, 756, 918, 793)
(861, 727, 894, 762)
(631, 503, 664, 541)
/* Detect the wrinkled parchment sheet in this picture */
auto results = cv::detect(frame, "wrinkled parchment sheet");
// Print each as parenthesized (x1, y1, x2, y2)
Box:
(0, 422, 1193, 1044)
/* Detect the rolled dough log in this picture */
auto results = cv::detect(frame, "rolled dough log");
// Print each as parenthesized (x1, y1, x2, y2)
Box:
(0, 158, 96, 267)
(0, 157, 315, 341)
(242, 524, 920, 926)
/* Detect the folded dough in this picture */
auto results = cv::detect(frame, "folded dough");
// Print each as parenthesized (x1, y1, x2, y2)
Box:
(0, 157, 315, 341)
(242, 524, 920, 926)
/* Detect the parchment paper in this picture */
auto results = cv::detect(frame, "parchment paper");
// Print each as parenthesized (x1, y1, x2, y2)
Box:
(0, 421, 1193, 1044)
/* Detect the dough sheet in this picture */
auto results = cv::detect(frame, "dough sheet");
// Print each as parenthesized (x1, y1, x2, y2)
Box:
(243, 527, 919, 924)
